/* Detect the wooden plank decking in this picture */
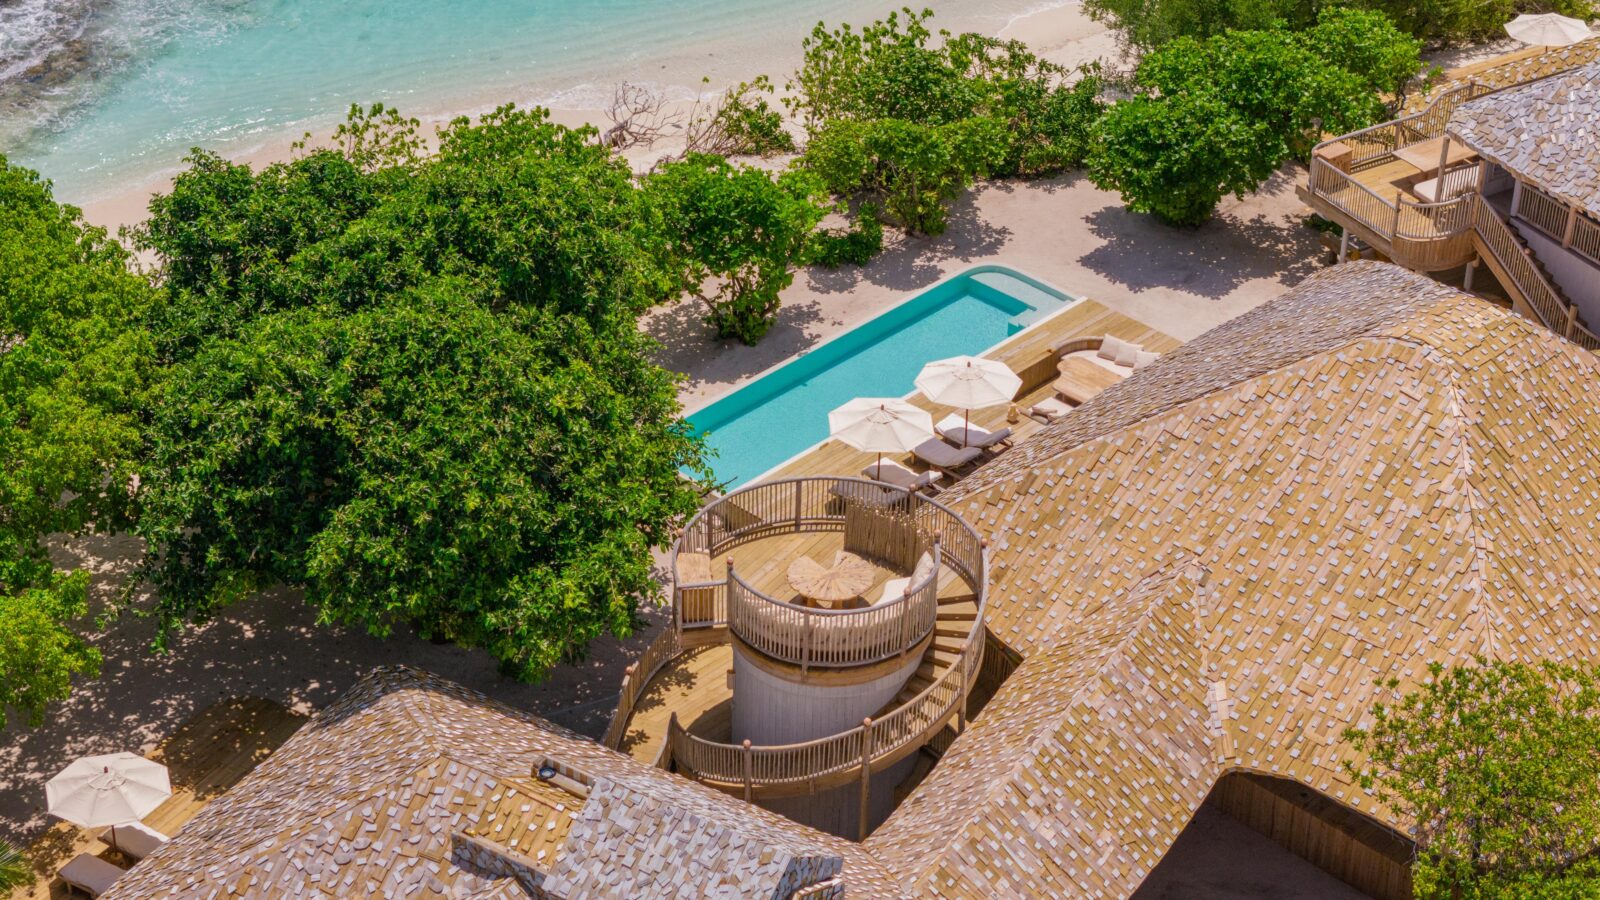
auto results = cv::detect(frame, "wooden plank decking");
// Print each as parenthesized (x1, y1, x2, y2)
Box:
(616, 298, 1180, 764)
(16, 697, 305, 900)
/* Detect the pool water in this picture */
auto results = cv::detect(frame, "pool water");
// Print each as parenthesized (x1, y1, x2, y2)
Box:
(688, 266, 1079, 487)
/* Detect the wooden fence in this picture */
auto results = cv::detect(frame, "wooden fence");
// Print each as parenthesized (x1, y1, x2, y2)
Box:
(1472, 194, 1600, 351)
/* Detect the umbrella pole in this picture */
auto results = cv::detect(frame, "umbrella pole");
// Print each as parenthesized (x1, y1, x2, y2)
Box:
(875, 452, 883, 478)
(963, 409, 971, 447)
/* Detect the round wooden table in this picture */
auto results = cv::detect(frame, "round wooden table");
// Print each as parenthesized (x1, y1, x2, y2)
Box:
(787, 552, 875, 608)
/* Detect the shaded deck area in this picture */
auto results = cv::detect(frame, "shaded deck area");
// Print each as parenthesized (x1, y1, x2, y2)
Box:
(17, 697, 305, 899)
(766, 297, 1180, 483)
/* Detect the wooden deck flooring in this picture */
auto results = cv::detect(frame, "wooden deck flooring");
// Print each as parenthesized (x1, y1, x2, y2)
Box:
(16, 697, 305, 900)
(618, 296, 1179, 766)
(767, 298, 1180, 484)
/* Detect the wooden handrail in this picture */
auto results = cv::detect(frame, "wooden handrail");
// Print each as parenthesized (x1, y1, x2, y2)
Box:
(1472, 194, 1600, 351)
(602, 626, 683, 749)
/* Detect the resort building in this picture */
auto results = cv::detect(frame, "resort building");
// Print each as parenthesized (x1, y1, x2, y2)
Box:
(96, 260, 1600, 898)
(1299, 47, 1600, 348)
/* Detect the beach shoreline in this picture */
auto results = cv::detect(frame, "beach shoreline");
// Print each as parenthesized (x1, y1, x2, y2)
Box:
(71, 1, 1118, 233)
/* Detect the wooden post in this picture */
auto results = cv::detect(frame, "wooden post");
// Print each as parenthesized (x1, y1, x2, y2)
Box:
(1476, 158, 1489, 193)
(1391, 200, 1402, 238)
(742, 739, 753, 802)
(1512, 180, 1523, 218)
(1564, 204, 1580, 248)
(1436, 136, 1450, 185)
(622, 663, 637, 710)
(1566, 303, 1579, 338)
(858, 718, 874, 840)
(802, 616, 813, 676)
(1463, 259, 1476, 294)
(793, 480, 804, 529)
(1338, 229, 1350, 263)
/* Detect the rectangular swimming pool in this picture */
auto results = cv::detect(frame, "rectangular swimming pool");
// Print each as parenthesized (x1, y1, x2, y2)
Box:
(687, 266, 1079, 487)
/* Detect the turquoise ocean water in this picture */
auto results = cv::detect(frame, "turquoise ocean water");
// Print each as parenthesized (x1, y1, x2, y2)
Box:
(0, 0, 1024, 204)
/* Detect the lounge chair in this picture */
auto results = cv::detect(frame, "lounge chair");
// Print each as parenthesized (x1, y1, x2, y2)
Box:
(936, 414, 1011, 452)
(862, 460, 939, 493)
(98, 822, 169, 860)
(876, 551, 938, 603)
(912, 437, 983, 474)
(59, 853, 124, 898)
(831, 479, 910, 509)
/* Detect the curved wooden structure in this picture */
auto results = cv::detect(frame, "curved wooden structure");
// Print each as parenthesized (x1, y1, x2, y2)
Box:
(604, 476, 988, 808)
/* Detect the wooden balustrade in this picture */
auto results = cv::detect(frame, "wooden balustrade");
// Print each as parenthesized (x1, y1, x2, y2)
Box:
(1472, 195, 1600, 351)
(726, 550, 940, 669)
(667, 619, 984, 799)
(650, 475, 989, 798)
(602, 626, 683, 749)
(1513, 182, 1600, 268)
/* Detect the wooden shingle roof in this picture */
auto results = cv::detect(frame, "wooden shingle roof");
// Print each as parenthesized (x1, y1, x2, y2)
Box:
(1448, 61, 1600, 218)
(866, 262, 1600, 896)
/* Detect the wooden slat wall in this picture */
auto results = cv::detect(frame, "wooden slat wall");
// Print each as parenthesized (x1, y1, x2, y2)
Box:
(1208, 771, 1414, 900)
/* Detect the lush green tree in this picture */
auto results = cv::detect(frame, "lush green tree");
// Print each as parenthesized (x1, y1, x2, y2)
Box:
(1088, 93, 1279, 227)
(804, 204, 885, 268)
(130, 106, 708, 679)
(645, 154, 828, 344)
(1347, 659, 1600, 898)
(790, 8, 1104, 178)
(1088, 15, 1416, 226)
(0, 158, 150, 724)
(1084, 0, 1312, 49)
(685, 76, 796, 157)
(1302, 8, 1426, 102)
(0, 839, 29, 891)
(805, 116, 1009, 235)
(1347, 0, 1593, 46)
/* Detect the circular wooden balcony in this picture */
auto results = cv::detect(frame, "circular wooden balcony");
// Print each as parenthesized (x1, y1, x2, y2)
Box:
(602, 476, 988, 804)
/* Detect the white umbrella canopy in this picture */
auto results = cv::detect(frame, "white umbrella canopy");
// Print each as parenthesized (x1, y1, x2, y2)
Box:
(915, 356, 1022, 445)
(46, 752, 172, 830)
(1504, 13, 1593, 45)
(828, 397, 934, 472)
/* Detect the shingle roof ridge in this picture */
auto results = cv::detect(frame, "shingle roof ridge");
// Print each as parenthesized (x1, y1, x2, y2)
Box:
(875, 560, 1209, 895)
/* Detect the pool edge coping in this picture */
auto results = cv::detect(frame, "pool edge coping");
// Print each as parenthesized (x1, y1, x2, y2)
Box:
(716, 262, 1092, 489)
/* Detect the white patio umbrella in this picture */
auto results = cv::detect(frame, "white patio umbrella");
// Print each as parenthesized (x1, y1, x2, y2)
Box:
(828, 397, 934, 474)
(914, 355, 1022, 446)
(1504, 13, 1592, 45)
(46, 752, 171, 850)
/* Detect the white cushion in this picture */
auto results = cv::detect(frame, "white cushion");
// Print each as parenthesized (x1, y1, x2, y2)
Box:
(1133, 350, 1160, 370)
(1097, 335, 1130, 362)
(878, 576, 913, 603)
(1113, 341, 1141, 367)
(99, 822, 169, 860)
(911, 551, 936, 584)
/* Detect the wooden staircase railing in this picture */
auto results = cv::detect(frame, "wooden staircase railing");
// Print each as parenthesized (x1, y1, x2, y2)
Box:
(1471, 194, 1600, 351)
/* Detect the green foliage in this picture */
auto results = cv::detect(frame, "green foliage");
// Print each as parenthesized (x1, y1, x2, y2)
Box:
(1347, 659, 1600, 898)
(1089, 93, 1278, 227)
(294, 102, 424, 173)
(805, 116, 1009, 236)
(804, 204, 885, 267)
(1303, 8, 1426, 101)
(686, 76, 796, 157)
(1087, 15, 1417, 225)
(0, 839, 30, 891)
(791, 8, 1104, 179)
(0, 157, 149, 723)
(130, 105, 708, 679)
(646, 154, 828, 344)
(1346, 0, 1595, 46)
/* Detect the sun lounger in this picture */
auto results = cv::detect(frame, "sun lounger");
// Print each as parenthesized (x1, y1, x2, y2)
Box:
(1054, 356, 1124, 405)
(862, 460, 939, 492)
(831, 479, 911, 509)
(59, 853, 124, 897)
(98, 822, 169, 860)
(912, 437, 983, 474)
(936, 414, 1012, 452)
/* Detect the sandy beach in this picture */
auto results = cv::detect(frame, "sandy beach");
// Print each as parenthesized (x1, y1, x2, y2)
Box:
(72, 1, 1122, 234)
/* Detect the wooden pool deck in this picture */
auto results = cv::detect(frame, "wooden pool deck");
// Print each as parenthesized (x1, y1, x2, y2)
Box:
(615, 297, 1180, 764)
(18, 697, 305, 900)
(762, 297, 1180, 483)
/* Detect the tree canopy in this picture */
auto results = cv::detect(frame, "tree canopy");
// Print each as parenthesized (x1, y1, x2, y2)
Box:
(0, 158, 152, 725)
(645, 154, 828, 344)
(129, 106, 708, 679)
(1088, 11, 1419, 226)
(1347, 659, 1600, 898)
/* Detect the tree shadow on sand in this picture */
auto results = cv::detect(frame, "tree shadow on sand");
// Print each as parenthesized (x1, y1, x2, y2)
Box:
(803, 187, 1015, 296)
(645, 293, 827, 395)
(1076, 168, 1324, 296)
